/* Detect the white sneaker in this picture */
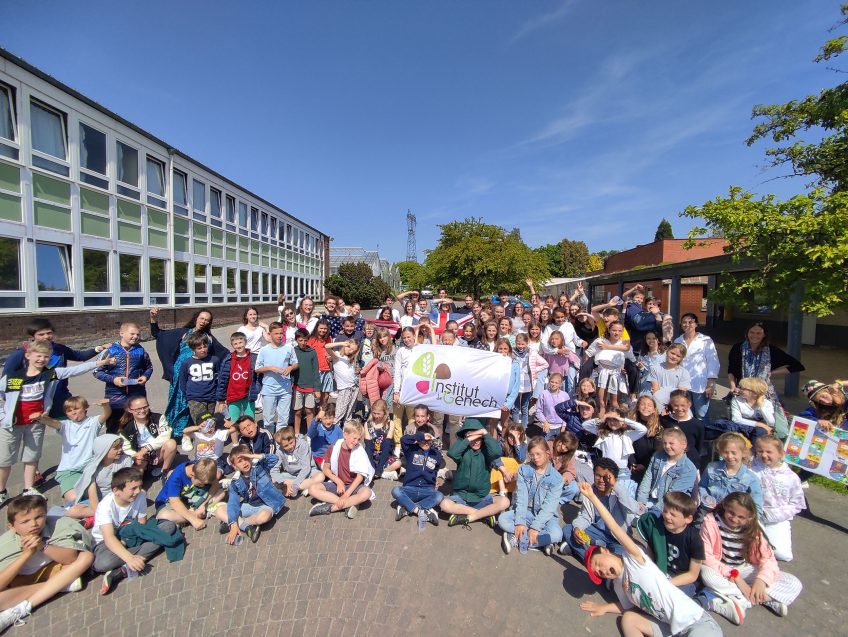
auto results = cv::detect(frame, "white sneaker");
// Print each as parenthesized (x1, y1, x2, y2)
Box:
(800, 480, 810, 489)
(62, 576, 83, 593)
(709, 593, 745, 625)
(181, 435, 193, 453)
(0, 600, 31, 630)
(346, 505, 358, 519)
(502, 532, 515, 555)
(20, 488, 40, 497)
(381, 470, 398, 481)
(763, 600, 788, 618)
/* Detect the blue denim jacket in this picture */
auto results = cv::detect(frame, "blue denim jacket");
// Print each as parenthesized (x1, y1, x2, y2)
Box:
(503, 359, 521, 409)
(227, 454, 286, 524)
(512, 463, 562, 531)
(699, 460, 763, 514)
(636, 452, 697, 515)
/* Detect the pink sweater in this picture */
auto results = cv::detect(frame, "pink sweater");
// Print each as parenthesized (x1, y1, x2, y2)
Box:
(699, 512, 780, 586)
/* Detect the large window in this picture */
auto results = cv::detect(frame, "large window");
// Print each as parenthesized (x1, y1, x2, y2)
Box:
(0, 237, 21, 290)
(239, 270, 248, 298)
(250, 206, 259, 238)
(83, 248, 109, 292)
(238, 202, 248, 236)
(149, 257, 168, 305)
(0, 84, 17, 160)
(174, 261, 188, 294)
(119, 254, 141, 292)
(173, 170, 188, 216)
(116, 141, 139, 199)
(146, 156, 166, 208)
(210, 187, 222, 228)
(225, 195, 236, 232)
(36, 242, 72, 307)
(30, 100, 68, 175)
(192, 179, 205, 220)
(194, 263, 207, 296)
(79, 122, 107, 188)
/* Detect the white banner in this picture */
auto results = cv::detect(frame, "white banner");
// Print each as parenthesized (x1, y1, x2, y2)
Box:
(398, 344, 510, 418)
(785, 415, 848, 484)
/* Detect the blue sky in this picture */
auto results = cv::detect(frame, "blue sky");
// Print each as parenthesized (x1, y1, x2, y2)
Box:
(3, 1, 838, 262)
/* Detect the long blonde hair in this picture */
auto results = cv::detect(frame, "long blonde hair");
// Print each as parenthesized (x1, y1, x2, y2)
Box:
(738, 377, 768, 407)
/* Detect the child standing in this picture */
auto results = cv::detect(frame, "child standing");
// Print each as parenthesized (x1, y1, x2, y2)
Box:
(118, 396, 176, 480)
(94, 322, 153, 422)
(636, 427, 697, 516)
(255, 322, 299, 434)
(536, 372, 569, 440)
(577, 482, 722, 637)
(271, 426, 322, 497)
(636, 331, 665, 396)
(511, 333, 533, 427)
(291, 328, 320, 436)
(751, 435, 805, 561)
(308, 421, 374, 519)
(216, 332, 261, 421)
(0, 342, 114, 500)
(499, 436, 564, 556)
(581, 409, 647, 496)
(325, 340, 359, 426)
(38, 397, 111, 507)
(307, 320, 333, 406)
(307, 404, 341, 466)
(214, 445, 285, 544)
(699, 492, 803, 625)
(699, 432, 763, 518)
(495, 339, 521, 437)
(392, 327, 418, 438)
(585, 321, 634, 416)
(177, 332, 223, 429)
(391, 425, 443, 526)
(649, 343, 692, 412)
(0, 495, 93, 629)
(636, 492, 704, 596)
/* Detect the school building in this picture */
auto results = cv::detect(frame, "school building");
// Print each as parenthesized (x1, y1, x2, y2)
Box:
(0, 48, 329, 345)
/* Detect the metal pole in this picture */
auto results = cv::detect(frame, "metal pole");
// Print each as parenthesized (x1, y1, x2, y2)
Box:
(669, 275, 681, 337)
(784, 282, 804, 397)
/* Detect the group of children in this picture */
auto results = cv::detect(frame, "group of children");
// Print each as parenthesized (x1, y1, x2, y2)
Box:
(0, 294, 838, 636)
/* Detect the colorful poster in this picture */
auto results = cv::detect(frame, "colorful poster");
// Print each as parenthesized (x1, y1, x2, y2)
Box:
(784, 415, 848, 484)
(398, 345, 510, 418)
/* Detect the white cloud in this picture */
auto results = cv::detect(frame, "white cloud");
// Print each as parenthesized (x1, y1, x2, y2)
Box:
(511, 1, 573, 44)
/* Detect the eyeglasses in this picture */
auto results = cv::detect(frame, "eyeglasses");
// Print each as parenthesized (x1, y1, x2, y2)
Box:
(594, 474, 613, 482)
(129, 405, 150, 412)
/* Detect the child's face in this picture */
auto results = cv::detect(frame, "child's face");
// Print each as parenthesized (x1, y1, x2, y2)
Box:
(9, 507, 47, 536)
(114, 479, 143, 504)
(342, 322, 355, 334)
(231, 454, 253, 473)
(756, 441, 782, 467)
(499, 319, 511, 334)
(721, 443, 744, 469)
(590, 550, 622, 580)
(32, 328, 55, 342)
(321, 415, 335, 428)
(577, 404, 595, 419)
(515, 338, 527, 351)
(193, 342, 209, 358)
(637, 399, 655, 418)
(463, 325, 476, 339)
(548, 376, 562, 393)
(579, 380, 594, 395)
(486, 325, 498, 340)
(662, 434, 687, 459)
(279, 437, 296, 454)
(722, 501, 754, 529)
(245, 309, 258, 324)
(661, 507, 693, 533)
(668, 397, 690, 419)
(665, 348, 682, 366)
(606, 416, 624, 431)
(104, 442, 123, 463)
(814, 390, 834, 406)
(527, 445, 549, 468)
(342, 341, 357, 356)
(231, 337, 247, 353)
(269, 328, 284, 346)
(608, 325, 624, 341)
(645, 333, 658, 350)
(120, 325, 140, 346)
(497, 343, 511, 356)
(413, 409, 430, 427)
(364, 325, 375, 338)
(371, 408, 387, 424)
(549, 334, 563, 350)
(64, 404, 88, 423)
(529, 324, 540, 339)
(25, 349, 50, 369)
(342, 430, 361, 450)
(238, 420, 257, 439)
(317, 324, 328, 338)
(441, 333, 455, 345)
(402, 332, 415, 347)
(295, 335, 308, 348)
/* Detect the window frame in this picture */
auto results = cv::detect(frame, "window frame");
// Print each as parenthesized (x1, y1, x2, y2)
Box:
(173, 169, 189, 216)
(0, 82, 19, 161)
(146, 155, 167, 208)
(77, 120, 108, 190)
(30, 98, 69, 176)
(209, 186, 222, 228)
(116, 139, 140, 199)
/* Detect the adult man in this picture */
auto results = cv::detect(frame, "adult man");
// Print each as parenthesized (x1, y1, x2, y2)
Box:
(459, 295, 475, 313)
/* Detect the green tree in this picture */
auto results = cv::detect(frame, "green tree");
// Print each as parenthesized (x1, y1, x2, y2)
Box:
(587, 253, 605, 272)
(559, 238, 590, 277)
(324, 262, 393, 308)
(533, 243, 564, 277)
(681, 6, 848, 316)
(654, 218, 674, 241)
(424, 218, 549, 298)
(395, 260, 431, 290)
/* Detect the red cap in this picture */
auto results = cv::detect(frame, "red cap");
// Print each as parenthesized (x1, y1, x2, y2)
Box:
(584, 544, 603, 585)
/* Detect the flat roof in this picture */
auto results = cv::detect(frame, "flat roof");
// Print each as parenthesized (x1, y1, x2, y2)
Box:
(0, 47, 328, 239)
(590, 253, 757, 286)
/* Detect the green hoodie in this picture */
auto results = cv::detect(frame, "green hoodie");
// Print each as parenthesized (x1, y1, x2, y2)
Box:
(447, 419, 501, 503)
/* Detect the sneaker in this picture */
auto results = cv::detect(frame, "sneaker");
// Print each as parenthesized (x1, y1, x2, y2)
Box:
(395, 505, 407, 522)
(82, 516, 95, 530)
(245, 525, 261, 543)
(709, 593, 745, 625)
(62, 576, 83, 593)
(426, 508, 439, 526)
(558, 541, 571, 556)
(800, 480, 810, 489)
(301, 488, 310, 498)
(484, 515, 497, 528)
(20, 488, 40, 497)
(181, 435, 193, 453)
(99, 567, 127, 596)
(329, 391, 339, 399)
(502, 532, 515, 555)
(0, 491, 7, 505)
(763, 600, 788, 618)
(309, 502, 333, 517)
(346, 505, 358, 520)
(447, 514, 469, 528)
(219, 478, 232, 490)
(381, 470, 399, 481)
(218, 521, 230, 534)
(0, 600, 31, 631)
(149, 466, 163, 478)
(543, 544, 554, 557)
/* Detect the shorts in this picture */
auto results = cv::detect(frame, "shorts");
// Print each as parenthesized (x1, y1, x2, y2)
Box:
(321, 480, 365, 496)
(273, 469, 321, 484)
(320, 371, 335, 392)
(188, 400, 216, 426)
(0, 423, 46, 466)
(294, 391, 317, 410)
(56, 466, 86, 496)
(9, 562, 63, 587)
(447, 493, 496, 509)
(227, 399, 255, 421)
(238, 503, 273, 529)
(646, 611, 722, 637)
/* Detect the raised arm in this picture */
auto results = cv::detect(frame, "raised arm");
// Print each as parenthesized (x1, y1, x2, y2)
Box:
(577, 482, 644, 562)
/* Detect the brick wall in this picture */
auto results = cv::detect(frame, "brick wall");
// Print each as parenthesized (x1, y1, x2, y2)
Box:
(603, 239, 727, 272)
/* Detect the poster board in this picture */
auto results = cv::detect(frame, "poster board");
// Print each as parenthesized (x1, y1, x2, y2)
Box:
(784, 415, 848, 484)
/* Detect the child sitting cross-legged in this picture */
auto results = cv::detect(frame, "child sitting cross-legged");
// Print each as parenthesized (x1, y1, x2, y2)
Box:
(636, 492, 704, 596)
(698, 432, 763, 520)
(636, 426, 697, 517)
(270, 427, 322, 497)
(155, 458, 222, 531)
(391, 424, 443, 527)
(214, 445, 285, 545)
(308, 420, 374, 519)
(69, 434, 134, 524)
(577, 482, 723, 637)
(0, 495, 93, 630)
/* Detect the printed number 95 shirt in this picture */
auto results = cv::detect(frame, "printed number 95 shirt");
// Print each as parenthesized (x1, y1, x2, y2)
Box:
(178, 354, 222, 402)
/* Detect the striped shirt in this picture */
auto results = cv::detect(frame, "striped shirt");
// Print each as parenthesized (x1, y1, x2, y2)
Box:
(715, 513, 746, 566)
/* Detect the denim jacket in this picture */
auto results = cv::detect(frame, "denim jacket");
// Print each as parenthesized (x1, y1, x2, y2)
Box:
(699, 460, 763, 514)
(636, 452, 697, 515)
(226, 454, 285, 524)
(502, 358, 521, 409)
(512, 463, 562, 531)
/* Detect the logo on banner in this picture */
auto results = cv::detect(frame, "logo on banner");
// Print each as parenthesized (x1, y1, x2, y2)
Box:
(408, 351, 500, 409)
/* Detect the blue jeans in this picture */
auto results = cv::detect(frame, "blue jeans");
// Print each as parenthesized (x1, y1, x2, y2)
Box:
(238, 503, 273, 530)
(690, 391, 710, 421)
(511, 392, 531, 427)
(498, 509, 563, 547)
(562, 522, 624, 561)
(262, 392, 292, 434)
(392, 485, 443, 512)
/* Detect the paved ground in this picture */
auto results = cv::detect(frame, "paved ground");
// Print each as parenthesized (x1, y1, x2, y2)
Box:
(5, 322, 847, 637)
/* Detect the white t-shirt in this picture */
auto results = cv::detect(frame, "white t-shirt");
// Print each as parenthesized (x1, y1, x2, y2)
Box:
(376, 308, 401, 322)
(238, 324, 268, 353)
(614, 549, 705, 634)
(57, 415, 103, 471)
(331, 352, 356, 390)
(92, 491, 147, 544)
(193, 429, 230, 460)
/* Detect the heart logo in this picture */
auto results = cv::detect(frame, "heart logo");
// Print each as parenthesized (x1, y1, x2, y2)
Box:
(415, 380, 430, 394)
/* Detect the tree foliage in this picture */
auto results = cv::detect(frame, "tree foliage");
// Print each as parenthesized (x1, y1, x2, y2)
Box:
(395, 260, 431, 291)
(587, 254, 605, 272)
(681, 5, 848, 317)
(534, 238, 591, 277)
(424, 218, 549, 297)
(324, 262, 393, 308)
(654, 218, 674, 241)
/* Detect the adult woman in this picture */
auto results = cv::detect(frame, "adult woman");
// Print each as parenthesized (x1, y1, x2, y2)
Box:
(238, 306, 270, 351)
(539, 307, 552, 327)
(511, 303, 527, 333)
(399, 300, 417, 328)
(295, 296, 319, 333)
(673, 313, 721, 420)
(149, 307, 227, 437)
(728, 323, 804, 435)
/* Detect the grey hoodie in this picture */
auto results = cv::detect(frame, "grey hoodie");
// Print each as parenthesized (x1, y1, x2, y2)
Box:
(270, 434, 316, 488)
(73, 434, 132, 504)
